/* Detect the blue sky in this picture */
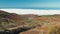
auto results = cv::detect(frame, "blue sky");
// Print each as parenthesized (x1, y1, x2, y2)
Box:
(0, 0, 60, 9)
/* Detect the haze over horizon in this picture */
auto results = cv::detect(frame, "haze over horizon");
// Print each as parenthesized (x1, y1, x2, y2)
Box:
(0, 9, 60, 15)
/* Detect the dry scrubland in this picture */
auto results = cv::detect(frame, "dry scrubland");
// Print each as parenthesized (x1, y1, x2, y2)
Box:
(0, 10, 60, 34)
(20, 15, 60, 34)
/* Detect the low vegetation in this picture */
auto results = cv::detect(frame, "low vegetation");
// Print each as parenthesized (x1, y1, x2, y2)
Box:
(0, 10, 60, 34)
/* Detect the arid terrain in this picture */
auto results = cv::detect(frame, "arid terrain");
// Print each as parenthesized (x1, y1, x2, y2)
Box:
(0, 10, 60, 34)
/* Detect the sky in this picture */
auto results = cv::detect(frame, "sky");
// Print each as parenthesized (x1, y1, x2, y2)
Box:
(0, 0, 60, 9)
(0, 0, 60, 15)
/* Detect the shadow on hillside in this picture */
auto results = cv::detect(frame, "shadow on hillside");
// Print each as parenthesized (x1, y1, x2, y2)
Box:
(0, 26, 35, 34)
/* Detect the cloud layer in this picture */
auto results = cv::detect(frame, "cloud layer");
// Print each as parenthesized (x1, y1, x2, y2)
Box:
(0, 9, 60, 15)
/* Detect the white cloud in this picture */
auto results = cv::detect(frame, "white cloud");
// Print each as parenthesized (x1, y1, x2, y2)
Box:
(0, 9, 60, 15)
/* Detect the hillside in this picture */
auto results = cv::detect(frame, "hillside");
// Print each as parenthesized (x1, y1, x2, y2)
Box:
(20, 15, 60, 34)
(0, 10, 60, 34)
